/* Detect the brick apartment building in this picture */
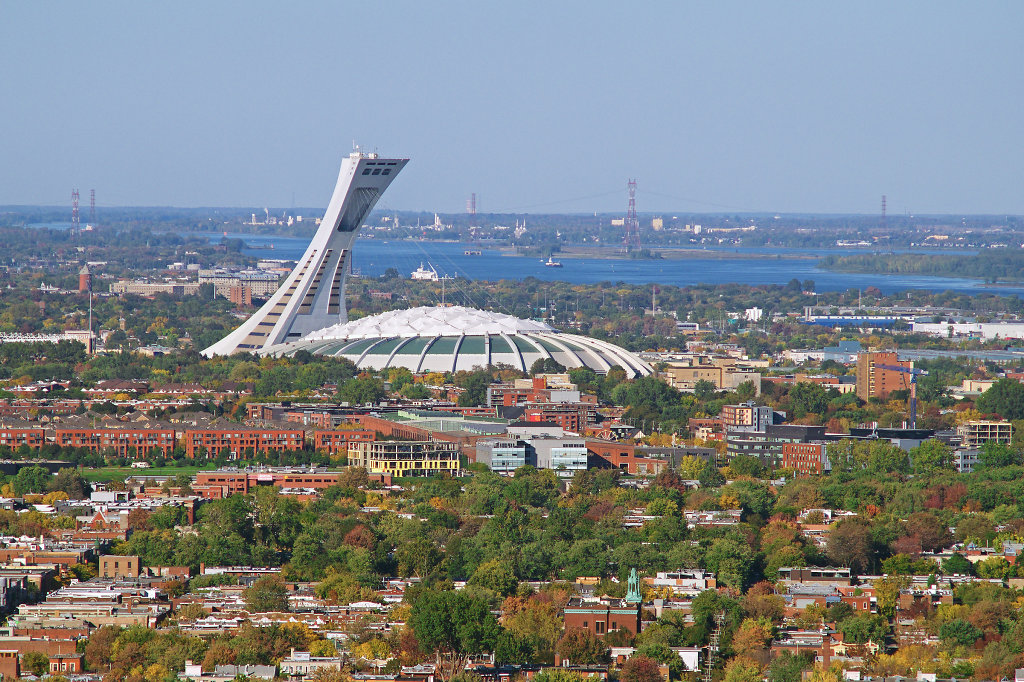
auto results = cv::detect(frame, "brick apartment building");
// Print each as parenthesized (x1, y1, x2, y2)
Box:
(0, 429, 45, 450)
(312, 429, 375, 455)
(524, 405, 589, 434)
(55, 428, 176, 456)
(855, 351, 912, 401)
(183, 429, 305, 458)
(99, 555, 141, 579)
(563, 597, 642, 637)
(193, 470, 346, 497)
(586, 441, 668, 475)
(781, 442, 831, 475)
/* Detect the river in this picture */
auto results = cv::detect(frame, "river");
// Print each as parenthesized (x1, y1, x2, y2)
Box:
(195, 233, 1023, 297)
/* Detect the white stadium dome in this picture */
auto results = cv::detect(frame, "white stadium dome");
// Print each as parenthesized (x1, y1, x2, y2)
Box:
(266, 305, 653, 378)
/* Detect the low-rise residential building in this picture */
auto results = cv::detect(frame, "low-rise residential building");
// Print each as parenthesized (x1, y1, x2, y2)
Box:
(109, 280, 201, 296)
(55, 428, 176, 457)
(99, 555, 141, 579)
(312, 429, 375, 455)
(563, 596, 642, 637)
(184, 429, 305, 458)
(278, 650, 343, 679)
(530, 437, 589, 477)
(0, 428, 45, 450)
(643, 570, 716, 595)
(194, 469, 347, 497)
(954, 448, 981, 473)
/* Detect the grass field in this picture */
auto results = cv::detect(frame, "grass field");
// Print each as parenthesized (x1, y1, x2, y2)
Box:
(82, 465, 217, 483)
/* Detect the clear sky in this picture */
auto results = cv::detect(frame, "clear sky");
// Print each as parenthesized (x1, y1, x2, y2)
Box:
(2, 2, 1022, 215)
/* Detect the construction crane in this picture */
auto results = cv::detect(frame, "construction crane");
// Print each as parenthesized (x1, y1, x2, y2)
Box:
(876, 362, 929, 429)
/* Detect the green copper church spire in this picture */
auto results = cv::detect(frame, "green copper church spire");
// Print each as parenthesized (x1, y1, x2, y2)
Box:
(625, 568, 642, 603)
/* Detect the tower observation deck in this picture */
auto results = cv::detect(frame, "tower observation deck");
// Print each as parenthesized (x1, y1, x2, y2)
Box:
(203, 151, 408, 356)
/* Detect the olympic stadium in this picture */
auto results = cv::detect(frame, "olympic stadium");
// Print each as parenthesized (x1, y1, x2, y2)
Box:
(204, 152, 653, 378)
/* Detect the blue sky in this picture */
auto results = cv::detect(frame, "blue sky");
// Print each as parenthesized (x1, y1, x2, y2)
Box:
(2, 2, 1022, 214)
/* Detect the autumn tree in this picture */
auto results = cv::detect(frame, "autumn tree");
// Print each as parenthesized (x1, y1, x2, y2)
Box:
(826, 518, 873, 572)
(619, 655, 663, 682)
(555, 628, 608, 665)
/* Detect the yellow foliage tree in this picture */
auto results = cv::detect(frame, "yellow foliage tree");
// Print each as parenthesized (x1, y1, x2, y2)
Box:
(309, 640, 338, 657)
(351, 638, 390, 661)
(677, 456, 704, 479)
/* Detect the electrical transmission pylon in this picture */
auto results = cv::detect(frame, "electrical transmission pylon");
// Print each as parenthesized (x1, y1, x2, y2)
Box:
(703, 612, 726, 682)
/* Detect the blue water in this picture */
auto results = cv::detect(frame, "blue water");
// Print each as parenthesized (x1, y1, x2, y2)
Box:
(192, 232, 1024, 297)
(26, 222, 77, 230)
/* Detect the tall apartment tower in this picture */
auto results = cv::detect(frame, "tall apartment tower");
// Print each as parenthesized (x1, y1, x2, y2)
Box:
(203, 151, 408, 356)
(855, 351, 911, 401)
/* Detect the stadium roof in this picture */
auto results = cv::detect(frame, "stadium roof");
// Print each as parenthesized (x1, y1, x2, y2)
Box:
(266, 306, 653, 378)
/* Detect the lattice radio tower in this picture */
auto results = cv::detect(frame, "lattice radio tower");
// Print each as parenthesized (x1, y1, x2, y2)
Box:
(880, 194, 887, 230)
(90, 189, 96, 225)
(71, 189, 80, 231)
(467, 192, 480, 245)
(623, 179, 640, 252)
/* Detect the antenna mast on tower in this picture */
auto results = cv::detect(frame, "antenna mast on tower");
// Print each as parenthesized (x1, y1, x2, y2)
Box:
(623, 179, 640, 253)
(89, 189, 96, 225)
(71, 189, 80, 231)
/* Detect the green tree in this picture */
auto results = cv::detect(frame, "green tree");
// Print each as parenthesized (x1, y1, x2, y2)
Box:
(788, 382, 831, 418)
(12, 465, 52, 495)
(978, 441, 1020, 468)
(942, 553, 975, 576)
(493, 629, 534, 665)
(243, 575, 289, 613)
(938, 619, 983, 648)
(838, 613, 888, 644)
(768, 651, 813, 682)
(50, 467, 91, 498)
(976, 379, 1024, 420)
(909, 440, 953, 473)
(409, 589, 501, 681)
(337, 377, 385, 405)
(456, 371, 493, 407)
(704, 536, 756, 590)
(698, 459, 725, 488)
(468, 559, 518, 597)
(694, 380, 717, 401)
(23, 652, 50, 676)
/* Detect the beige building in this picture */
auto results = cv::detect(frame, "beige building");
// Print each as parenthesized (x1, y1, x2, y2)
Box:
(348, 441, 461, 477)
(99, 555, 140, 579)
(957, 420, 1013, 448)
(662, 356, 761, 395)
(109, 281, 200, 296)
